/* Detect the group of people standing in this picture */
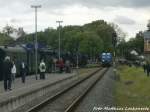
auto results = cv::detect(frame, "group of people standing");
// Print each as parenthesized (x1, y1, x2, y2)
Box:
(2, 56, 71, 92)
(56, 58, 71, 73)
(3, 56, 27, 91)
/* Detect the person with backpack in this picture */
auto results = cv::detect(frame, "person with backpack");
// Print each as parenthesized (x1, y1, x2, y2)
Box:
(39, 59, 46, 79)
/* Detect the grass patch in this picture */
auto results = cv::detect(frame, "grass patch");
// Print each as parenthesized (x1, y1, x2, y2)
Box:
(115, 65, 150, 106)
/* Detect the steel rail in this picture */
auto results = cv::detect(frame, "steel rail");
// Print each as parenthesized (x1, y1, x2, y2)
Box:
(64, 68, 109, 112)
(26, 68, 102, 112)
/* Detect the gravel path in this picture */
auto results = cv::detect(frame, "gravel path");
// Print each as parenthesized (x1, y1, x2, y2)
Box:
(75, 67, 115, 112)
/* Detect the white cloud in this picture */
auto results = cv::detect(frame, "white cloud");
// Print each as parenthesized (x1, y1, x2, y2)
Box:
(114, 16, 136, 25)
(0, 0, 149, 40)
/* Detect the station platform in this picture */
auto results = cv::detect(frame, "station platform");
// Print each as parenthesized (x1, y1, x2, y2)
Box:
(0, 71, 76, 112)
(0, 72, 75, 94)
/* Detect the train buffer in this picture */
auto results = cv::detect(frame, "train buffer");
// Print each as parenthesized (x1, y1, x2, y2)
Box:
(0, 72, 76, 112)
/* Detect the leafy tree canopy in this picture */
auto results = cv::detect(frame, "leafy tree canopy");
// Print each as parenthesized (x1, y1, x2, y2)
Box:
(15, 20, 119, 58)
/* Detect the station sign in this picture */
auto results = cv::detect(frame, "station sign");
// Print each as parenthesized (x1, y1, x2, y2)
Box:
(144, 31, 150, 53)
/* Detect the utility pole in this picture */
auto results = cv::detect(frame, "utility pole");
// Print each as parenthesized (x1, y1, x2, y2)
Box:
(56, 21, 63, 60)
(31, 5, 41, 80)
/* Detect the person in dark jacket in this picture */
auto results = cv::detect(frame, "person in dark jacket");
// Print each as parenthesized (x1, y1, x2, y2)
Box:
(146, 61, 150, 77)
(3, 56, 13, 91)
(58, 58, 64, 73)
(143, 61, 146, 73)
(65, 60, 71, 73)
(20, 61, 27, 83)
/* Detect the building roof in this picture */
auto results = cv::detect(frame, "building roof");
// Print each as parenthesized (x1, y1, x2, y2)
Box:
(144, 31, 150, 39)
(0, 46, 25, 53)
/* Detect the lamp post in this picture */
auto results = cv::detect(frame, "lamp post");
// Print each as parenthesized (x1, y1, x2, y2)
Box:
(31, 5, 41, 80)
(56, 21, 63, 60)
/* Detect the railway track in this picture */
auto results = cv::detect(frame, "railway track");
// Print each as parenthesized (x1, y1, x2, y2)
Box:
(25, 67, 108, 112)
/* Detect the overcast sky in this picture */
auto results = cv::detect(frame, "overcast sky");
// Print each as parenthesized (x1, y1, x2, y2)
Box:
(0, 0, 150, 40)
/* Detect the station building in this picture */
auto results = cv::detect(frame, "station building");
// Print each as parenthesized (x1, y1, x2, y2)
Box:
(144, 31, 150, 60)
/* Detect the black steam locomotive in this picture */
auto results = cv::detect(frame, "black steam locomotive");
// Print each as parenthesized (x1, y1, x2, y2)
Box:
(0, 44, 56, 80)
(0, 44, 88, 80)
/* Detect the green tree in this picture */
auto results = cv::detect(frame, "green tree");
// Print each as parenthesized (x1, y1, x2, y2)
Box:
(2, 25, 14, 36)
(16, 20, 118, 59)
(79, 32, 103, 59)
(0, 33, 14, 45)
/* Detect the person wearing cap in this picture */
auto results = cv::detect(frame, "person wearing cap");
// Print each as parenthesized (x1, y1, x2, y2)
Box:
(3, 56, 13, 91)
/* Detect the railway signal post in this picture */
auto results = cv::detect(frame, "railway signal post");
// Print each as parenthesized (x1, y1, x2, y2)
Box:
(112, 32, 117, 65)
(112, 32, 117, 73)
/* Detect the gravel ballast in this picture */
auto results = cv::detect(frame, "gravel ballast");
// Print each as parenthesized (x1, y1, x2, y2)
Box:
(75, 67, 115, 112)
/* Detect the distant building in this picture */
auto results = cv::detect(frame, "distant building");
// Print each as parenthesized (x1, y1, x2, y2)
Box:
(144, 31, 150, 53)
(144, 31, 150, 60)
